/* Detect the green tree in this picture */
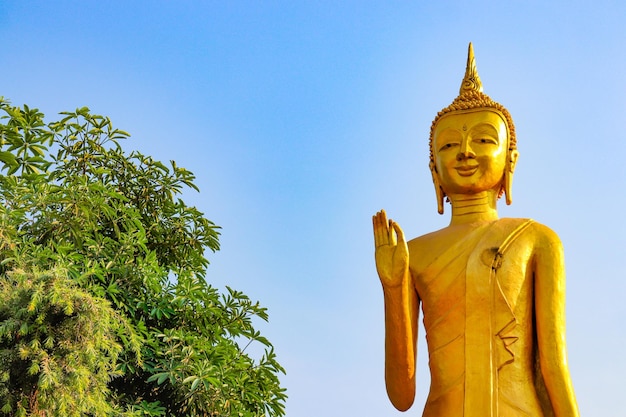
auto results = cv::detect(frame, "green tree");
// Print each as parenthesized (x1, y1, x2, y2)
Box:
(0, 266, 139, 417)
(0, 99, 286, 416)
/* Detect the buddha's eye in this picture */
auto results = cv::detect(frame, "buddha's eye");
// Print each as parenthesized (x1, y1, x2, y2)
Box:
(439, 143, 456, 151)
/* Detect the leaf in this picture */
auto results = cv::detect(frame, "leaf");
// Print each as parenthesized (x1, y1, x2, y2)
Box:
(0, 150, 17, 167)
(147, 372, 171, 385)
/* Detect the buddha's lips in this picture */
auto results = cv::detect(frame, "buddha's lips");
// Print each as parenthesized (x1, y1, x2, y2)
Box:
(455, 165, 479, 176)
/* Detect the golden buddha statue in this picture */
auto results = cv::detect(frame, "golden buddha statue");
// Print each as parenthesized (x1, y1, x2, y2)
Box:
(372, 44, 579, 417)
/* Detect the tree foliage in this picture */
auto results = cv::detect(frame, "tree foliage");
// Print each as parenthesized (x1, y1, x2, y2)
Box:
(0, 267, 134, 417)
(0, 99, 286, 416)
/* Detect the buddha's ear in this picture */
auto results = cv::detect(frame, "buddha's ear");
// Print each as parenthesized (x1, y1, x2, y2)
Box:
(430, 162, 445, 214)
(504, 149, 519, 205)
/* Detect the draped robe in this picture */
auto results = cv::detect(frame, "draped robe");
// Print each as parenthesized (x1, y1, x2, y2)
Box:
(412, 218, 555, 417)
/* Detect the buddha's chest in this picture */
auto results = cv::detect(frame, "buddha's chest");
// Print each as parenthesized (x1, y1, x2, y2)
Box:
(410, 230, 535, 317)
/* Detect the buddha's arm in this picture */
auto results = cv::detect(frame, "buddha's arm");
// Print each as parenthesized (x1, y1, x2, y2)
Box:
(382, 271, 419, 411)
(372, 210, 418, 411)
(533, 224, 580, 417)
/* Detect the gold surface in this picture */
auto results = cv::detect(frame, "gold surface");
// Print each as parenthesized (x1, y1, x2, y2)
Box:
(372, 44, 579, 416)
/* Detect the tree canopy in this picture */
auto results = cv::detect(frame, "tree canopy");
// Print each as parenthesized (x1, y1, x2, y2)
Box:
(0, 99, 286, 416)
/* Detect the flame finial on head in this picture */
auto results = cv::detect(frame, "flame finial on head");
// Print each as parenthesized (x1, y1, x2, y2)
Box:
(459, 42, 483, 95)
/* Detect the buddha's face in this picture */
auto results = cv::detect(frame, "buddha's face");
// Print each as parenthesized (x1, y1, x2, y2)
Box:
(433, 110, 510, 196)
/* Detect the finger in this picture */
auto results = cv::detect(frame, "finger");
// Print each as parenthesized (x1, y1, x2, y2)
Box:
(389, 219, 397, 246)
(392, 221, 406, 243)
(373, 212, 382, 246)
(374, 210, 388, 246)
(379, 209, 388, 231)
(372, 214, 381, 246)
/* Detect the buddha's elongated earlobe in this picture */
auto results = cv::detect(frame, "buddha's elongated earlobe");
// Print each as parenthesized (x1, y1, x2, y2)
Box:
(430, 162, 445, 214)
(504, 149, 519, 205)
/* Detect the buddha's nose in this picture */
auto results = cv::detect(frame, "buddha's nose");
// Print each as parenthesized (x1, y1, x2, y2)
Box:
(457, 141, 475, 160)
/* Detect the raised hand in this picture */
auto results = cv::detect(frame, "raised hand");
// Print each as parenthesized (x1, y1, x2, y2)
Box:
(373, 209, 409, 288)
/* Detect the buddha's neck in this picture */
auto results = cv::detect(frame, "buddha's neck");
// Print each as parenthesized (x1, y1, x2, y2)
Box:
(448, 191, 499, 226)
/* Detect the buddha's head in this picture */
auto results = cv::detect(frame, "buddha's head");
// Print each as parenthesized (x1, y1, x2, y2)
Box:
(429, 43, 519, 214)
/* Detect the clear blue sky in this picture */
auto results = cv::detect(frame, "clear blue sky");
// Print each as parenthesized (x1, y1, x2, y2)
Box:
(2, 1, 625, 416)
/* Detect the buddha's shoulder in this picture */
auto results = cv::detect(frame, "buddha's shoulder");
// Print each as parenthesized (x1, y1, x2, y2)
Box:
(406, 224, 469, 256)
(499, 217, 562, 244)
(407, 226, 450, 250)
(486, 218, 564, 257)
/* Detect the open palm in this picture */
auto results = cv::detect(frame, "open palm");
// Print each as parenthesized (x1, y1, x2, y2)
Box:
(373, 210, 409, 287)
